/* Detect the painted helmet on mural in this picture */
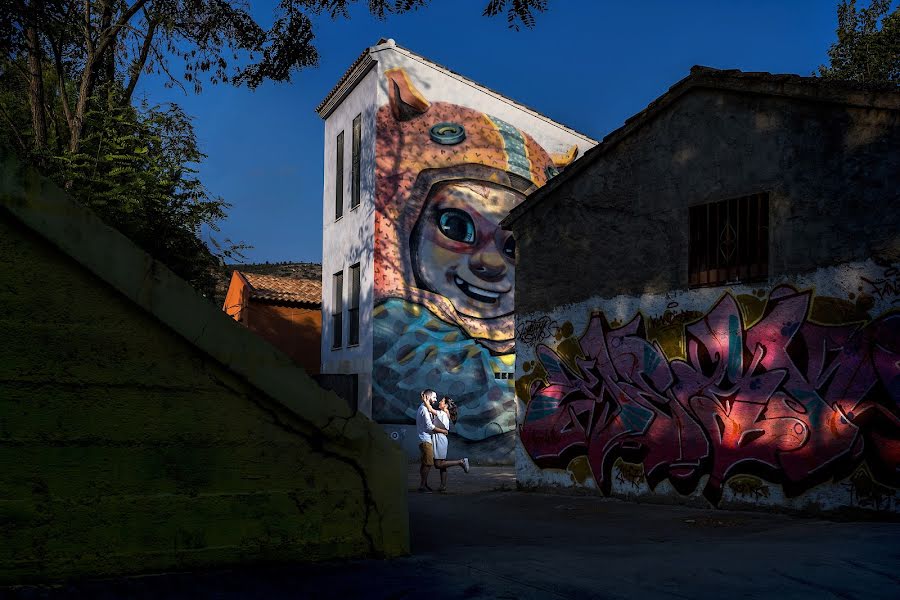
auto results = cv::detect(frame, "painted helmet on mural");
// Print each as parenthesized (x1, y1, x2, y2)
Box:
(374, 67, 577, 349)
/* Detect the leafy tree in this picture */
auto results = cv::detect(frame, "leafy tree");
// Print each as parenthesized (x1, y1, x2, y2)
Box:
(1, 0, 549, 297)
(819, 0, 900, 83)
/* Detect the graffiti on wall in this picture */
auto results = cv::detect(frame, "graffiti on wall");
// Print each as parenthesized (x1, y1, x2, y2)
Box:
(520, 285, 900, 506)
(371, 67, 577, 441)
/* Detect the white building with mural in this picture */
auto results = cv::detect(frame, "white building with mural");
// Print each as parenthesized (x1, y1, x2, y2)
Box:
(316, 39, 596, 463)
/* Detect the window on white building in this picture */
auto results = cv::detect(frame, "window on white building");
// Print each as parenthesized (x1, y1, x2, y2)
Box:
(348, 263, 360, 345)
(332, 270, 343, 348)
(335, 131, 344, 220)
(351, 114, 361, 210)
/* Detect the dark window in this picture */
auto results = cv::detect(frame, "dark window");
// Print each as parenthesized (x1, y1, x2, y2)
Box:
(335, 131, 344, 220)
(349, 263, 361, 345)
(332, 270, 343, 348)
(351, 114, 361, 210)
(689, 193, 769, 287)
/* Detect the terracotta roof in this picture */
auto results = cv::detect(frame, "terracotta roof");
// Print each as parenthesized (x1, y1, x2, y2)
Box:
(239, 272, 321, 305)
(502, 66, 900, 229)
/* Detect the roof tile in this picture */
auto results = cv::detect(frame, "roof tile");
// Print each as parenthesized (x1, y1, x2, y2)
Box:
(240, 272, 321, 305)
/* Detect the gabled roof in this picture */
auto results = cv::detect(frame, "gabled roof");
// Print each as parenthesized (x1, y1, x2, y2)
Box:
(239, 272, 321, 305)
(502, 66, 900, 229)
(316, 39, 597, 144)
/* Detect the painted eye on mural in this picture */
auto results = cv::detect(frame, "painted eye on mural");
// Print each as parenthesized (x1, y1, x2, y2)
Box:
(437, 209, 476, 244)
(502, 236, 516, 261)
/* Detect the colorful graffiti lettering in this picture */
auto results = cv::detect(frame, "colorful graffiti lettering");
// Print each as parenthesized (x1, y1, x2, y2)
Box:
(520, 286, 900, 505)
(371, 67, 577, 441)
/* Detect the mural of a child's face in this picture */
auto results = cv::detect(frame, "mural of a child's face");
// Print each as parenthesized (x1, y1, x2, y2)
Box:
(412, 180, 523, 320)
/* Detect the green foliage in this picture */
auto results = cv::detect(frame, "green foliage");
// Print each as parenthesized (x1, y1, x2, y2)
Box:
(482, 0, 548, 30)
(54, 88, 241, 297)
(819, 0, 900, 83)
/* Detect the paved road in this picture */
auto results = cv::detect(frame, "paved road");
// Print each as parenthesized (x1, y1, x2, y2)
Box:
(6, 466, 899, 599)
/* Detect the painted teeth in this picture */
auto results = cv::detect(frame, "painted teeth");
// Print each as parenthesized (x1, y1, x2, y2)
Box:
(455, 276, 500, 299)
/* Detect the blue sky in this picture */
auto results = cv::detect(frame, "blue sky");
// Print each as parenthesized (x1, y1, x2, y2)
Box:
(136, 0, 844, 264)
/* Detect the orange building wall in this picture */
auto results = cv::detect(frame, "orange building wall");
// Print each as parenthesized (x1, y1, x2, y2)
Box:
(246, 302, 322, 375)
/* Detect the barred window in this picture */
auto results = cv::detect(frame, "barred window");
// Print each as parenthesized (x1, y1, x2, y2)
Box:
(689, 193, 769, 287)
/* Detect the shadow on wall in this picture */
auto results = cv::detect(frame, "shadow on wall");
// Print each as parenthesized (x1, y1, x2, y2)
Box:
(519, 95, 900, 307)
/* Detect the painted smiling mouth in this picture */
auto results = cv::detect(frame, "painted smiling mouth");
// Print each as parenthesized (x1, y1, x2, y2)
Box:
(454, 275, 506, 304)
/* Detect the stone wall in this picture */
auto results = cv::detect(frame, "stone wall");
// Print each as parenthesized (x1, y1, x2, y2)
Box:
(513, 85, 900, 316)
(508, 78, 900, 513)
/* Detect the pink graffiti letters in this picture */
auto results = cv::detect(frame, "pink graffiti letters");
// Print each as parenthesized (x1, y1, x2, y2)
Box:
(520, 286, 900, 505)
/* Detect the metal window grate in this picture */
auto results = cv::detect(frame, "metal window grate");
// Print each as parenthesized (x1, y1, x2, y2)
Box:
(689, 193, 769, 287)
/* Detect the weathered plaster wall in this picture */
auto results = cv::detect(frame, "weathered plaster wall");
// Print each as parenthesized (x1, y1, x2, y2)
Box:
(512, 87, 900, 316)
(514, 262, 899, 513)
(367, 42, 596, 464)
(320, 65, 378, 417)
(0, 163, 408, 584)
(510, 82, 899, 513)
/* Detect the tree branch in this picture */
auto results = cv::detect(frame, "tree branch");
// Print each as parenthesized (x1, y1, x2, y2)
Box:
(0, 103, 29, 155)
(123, 12, 158, 104)
(49, 36, 75, 132)
(84, 0, 94, 56)
(94, 0, 149, 60)
(150, 42, 188, 95)
(25, 1, 48, 155)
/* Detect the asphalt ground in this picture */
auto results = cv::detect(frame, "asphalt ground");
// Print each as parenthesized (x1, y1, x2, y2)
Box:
(5, 465, 899, 599)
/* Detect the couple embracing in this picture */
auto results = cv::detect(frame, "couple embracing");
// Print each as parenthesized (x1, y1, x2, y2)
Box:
(416, 389, 470, 493)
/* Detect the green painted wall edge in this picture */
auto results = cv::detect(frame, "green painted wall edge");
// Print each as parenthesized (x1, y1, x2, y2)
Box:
(0, 158, 409, 558)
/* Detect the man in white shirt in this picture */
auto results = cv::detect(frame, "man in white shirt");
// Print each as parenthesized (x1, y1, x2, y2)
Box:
(416, 388, 448, 493)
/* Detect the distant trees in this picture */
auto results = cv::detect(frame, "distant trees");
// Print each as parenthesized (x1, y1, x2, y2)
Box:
(819, 0, 899, 83)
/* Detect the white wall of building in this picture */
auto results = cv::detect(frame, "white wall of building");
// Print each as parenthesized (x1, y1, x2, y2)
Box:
(320, 40, 597, 433)
(320, 66, 378, 417)
(372, 41, 595, 158)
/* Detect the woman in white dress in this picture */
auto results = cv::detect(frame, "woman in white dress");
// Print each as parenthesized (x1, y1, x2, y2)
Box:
(426, 397, 470, 492)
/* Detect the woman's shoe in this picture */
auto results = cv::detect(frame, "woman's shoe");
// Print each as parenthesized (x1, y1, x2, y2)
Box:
(462, 458, 470, 473)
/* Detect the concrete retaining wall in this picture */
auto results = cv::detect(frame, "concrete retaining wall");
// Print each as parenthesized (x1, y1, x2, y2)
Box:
(0, 161, 408, 584)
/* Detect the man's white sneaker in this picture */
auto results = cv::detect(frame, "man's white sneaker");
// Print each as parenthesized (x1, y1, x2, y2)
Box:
(462, 458, 470, 473)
